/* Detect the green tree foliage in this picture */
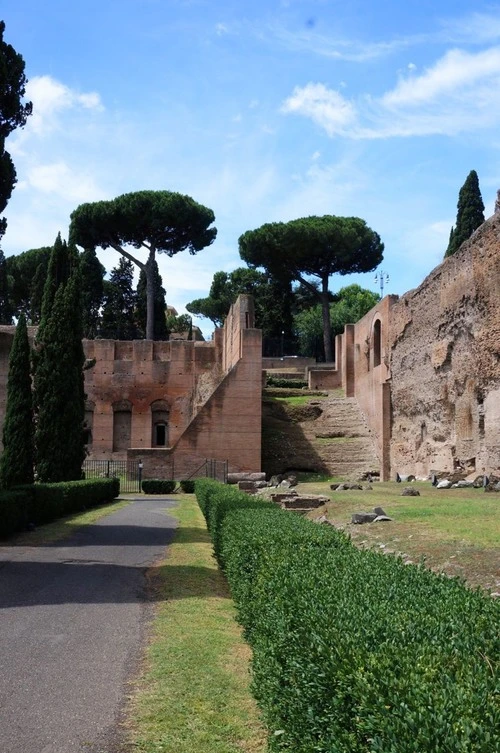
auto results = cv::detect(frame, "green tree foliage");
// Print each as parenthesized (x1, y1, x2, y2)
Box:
(445, 170, 485, 257)
(5, 246, 52, 321)
(100, 257, 137, 340)
(39, 233, 78, 330)
(34, 269, 86, 482)
(33, 238, 86, 482)
(186, 267, 294, 339)
(0, 21, 32, 243)
(239, 215, 383, 362)
(70, 190, 217, 339)
(0, 246, 13, 323)
(79, 247, 105, 338)
(0, 313, 33, 487)
(166, 311, 192, 335)
(294, 284, 380, 360)
(136, 260, 167, 339)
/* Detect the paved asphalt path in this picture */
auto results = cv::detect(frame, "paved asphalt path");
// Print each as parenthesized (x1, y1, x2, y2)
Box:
(0, 497, 177, 753)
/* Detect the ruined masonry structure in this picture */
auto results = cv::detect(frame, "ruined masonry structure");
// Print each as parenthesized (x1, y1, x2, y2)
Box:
(329, 211, 500, 479)
(1, 213, 499, 482)
(0, 295, 262, 480)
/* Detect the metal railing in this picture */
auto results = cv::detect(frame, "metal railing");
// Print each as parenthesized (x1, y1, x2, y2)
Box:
(83, 457, 228, 492)
(83, 460, 142, 493)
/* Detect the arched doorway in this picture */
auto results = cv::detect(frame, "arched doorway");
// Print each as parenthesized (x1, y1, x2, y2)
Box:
(151, 400, 170, 447)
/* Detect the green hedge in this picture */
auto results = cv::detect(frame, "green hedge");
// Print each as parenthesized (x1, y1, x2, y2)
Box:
(141, 479, 177, 494)
(196, 479, 500, 753)
(179, 479, 195, 494)
(266, 377, 308, 389)
(0, 478, 119, 539)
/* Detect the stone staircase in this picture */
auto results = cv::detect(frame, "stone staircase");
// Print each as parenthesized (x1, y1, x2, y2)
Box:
(304, 397, 380, 478)
(262, 394, 380, 479)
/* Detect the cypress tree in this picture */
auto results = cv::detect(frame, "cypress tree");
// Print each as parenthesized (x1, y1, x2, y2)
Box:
(445, 170, 485, 257)
(39, 233, 75, 330)
(80, 247, 105, 338)
(0, 313, 34, 487)
(136, 261, 168, 339)
(100, 257, 138, 339)
(34, 269, 85, 482)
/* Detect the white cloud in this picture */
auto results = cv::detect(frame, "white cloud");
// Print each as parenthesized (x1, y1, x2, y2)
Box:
(215, 22, 229, 36)
(27, 162, 105, 203)
(23, 75, 103, 135)
(268, 24, 410, 62)
(281, 83, 356, 137)
(282, 46, 500, 140)
(382, 47, 500, 107)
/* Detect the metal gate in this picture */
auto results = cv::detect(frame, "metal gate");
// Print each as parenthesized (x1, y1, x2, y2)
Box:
(83, 460, 142, 493)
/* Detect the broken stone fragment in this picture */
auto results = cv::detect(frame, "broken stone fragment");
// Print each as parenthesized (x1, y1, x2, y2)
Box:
(351, 512, 378, 524)
(401, 487, 420, 496)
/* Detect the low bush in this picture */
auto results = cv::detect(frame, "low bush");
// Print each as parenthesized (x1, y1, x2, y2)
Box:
(142, 479, 177, 494)
(266, 377, 308, 389)
(179, 479, 195, 494)
(0, 478, 119, 539)
(197, 480, 500, 753)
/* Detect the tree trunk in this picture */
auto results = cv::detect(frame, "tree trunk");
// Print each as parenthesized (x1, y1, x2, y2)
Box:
(145, 249, 156, 340)
(321, 276, 333, 363)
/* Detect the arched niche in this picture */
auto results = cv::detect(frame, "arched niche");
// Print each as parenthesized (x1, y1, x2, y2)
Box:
(372, 318, 382, 368)
(151, 399, 170, 447)
(112, 400, 132, 452)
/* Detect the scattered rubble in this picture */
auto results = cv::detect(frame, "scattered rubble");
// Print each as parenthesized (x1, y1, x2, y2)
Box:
(351, 506, 393, 524)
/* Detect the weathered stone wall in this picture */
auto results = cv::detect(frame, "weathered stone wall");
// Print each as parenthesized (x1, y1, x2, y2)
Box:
(389, 214, 500, 477)
(352, 296, 397, 480)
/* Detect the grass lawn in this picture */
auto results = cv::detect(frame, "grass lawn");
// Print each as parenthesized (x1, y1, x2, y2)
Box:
(297, 479, 500, 592)
(126, 493, 266, 753)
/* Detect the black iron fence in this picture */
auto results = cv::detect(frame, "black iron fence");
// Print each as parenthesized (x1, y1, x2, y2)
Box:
(83, 460, 142, 493)
(83, 457, 228, 492)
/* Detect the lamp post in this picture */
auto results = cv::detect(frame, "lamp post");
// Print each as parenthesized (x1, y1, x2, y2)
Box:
(374, 270, 389, 298)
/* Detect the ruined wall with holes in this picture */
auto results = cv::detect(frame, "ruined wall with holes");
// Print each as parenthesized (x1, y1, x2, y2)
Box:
(388, 213, 500, 477)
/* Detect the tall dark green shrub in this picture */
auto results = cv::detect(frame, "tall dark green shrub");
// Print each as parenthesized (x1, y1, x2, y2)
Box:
(445, 170, 485, 257)
(100, 256, 138, 339)
(0, 313, 33, 487)
(80, 247, 105, 338)
(34, 261, 86, 482)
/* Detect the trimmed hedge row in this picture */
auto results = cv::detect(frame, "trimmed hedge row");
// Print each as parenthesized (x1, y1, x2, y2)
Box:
(196, 479, 500, 753)
(141, 479, 196, 494)
(0, 478, 120, 539)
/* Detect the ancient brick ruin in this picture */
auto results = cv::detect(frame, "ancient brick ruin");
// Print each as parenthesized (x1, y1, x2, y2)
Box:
(0, 213, 499, 482)
(0, 295, 262, 480)
(329, 211, 500, 480)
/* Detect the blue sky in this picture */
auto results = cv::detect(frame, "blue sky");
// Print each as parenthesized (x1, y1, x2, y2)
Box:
(2, 0, 500, 337)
